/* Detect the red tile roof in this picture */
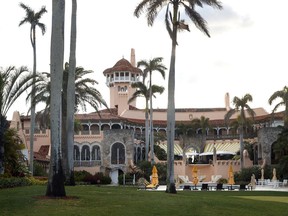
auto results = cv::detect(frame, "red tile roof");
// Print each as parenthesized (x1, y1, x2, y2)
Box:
(103, 58, 142, 75)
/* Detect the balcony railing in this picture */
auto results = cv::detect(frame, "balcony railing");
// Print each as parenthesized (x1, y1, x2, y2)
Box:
(74, 160, 101, 167)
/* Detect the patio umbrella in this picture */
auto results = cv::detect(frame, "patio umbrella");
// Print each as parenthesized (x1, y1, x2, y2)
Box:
(228, 163, 235, 185)
(261, 168, 264, 181)
(151, 165, 159, 186)
(192, 166, 199, 187)
(272, 168, 277, 181)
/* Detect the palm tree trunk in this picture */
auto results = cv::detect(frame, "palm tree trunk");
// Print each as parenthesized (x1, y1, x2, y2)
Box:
(0, 116, 8, 174)
(46, 0, 66, 197)
(145, 98, 149, 161)
(239, 125, 244, 170)
(29, 28, 37, 176)
(166, 6, 178, 194)
(149, 73, 154, 164)
(65, 0, 77, 185)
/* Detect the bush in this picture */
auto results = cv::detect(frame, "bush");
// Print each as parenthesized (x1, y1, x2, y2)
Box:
(217, 178, 228, 184)
(0, 177, 32, 189)
(234, 166, 268, 184)
(74, 171, 111, 185)
(119, 173, 134, 185)
(33, 162, 48, 177)
(74, 170, 92, 182)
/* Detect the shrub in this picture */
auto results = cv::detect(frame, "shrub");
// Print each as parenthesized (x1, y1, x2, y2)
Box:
(33, 162, 48, 177)
(74, 170, 92, 182)
(234, 166, 269, 184)
(0, 177, 32, 189)
(119, 173, 134, 185)
(217, 178, 228, 184)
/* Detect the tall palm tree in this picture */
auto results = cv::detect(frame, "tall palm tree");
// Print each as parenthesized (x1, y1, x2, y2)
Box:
(224, 94, 255, 170)
(64, 0, 77, 185)
(0, 66, 39, 174)
(19, 3, 47, 175)
(268, 86, 288, 128)
(137, 57, 166, 164)
(134, 0, 222, 193)
(128, 81, 165, 161)
(46, 0, 66, 197)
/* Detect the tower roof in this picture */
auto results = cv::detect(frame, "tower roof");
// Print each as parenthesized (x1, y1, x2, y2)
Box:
(103, 58, 142, 75)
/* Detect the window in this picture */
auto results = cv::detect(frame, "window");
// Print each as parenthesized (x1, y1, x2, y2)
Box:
(81, 145, 90, 161)
(74, 146, 80, 160)
(111, 142, 125, 164)
(92, 145, 101, 160)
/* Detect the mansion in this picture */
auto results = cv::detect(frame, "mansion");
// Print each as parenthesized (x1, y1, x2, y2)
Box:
(10, 49, 284, 184)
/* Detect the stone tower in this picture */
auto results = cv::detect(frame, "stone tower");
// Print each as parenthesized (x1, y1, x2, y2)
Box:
(103, 48, 142, 115)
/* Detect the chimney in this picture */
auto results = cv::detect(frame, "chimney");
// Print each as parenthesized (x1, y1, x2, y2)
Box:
(130, 48, 136, 67)
(225, 92, 230, 111)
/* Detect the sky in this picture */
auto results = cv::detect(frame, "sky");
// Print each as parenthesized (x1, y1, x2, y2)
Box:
(1, 0, 288, 120)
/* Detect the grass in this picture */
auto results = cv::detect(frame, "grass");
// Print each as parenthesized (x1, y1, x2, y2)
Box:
(1, 185, 288, 216)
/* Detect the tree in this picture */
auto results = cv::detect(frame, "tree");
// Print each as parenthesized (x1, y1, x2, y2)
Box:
(0, 66, 39, 174)
(224, 94, 255, 170)
(191, 116, 211, 136)
(134, 0, 222, 193)
(129, 81, 164, 161)
(46, 0, 66, 197)
(268, 86, 288, 128)
(19, 3, 47, 175)
(27, 64, 108, 126)
(3, 128, 28, 177)
(137, 57, 166, 164)
(64, 0, 77, 186)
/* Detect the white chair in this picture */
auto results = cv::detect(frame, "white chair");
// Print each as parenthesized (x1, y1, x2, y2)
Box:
(282, 179, 287, 187)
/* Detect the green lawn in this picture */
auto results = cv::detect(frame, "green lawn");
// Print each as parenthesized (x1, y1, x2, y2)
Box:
(1, 185, 288, 216)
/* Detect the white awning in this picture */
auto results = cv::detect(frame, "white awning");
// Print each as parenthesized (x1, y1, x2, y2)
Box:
(199, 151, 236, 156)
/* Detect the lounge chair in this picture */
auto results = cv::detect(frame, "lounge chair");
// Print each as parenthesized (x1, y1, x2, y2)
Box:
(201, 183, 209, 191)
(137, 177, 152, 189)
(178, 175, 192, 184)
(211, 175, 222, 183)
(216, 183, 223, 191)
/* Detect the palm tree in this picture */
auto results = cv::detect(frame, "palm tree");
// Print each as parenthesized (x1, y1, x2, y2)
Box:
(28, 64, 108, 121)
(224, 94, 255, 170)
(0, 66, 40, 174)
(137, 57, 166, 164)
(268, 86, 288, 128)
(191, 116, 211, 136)
(134, 0, 222, 193)
(28, 63, 108, 185)
(128, 81, 165, 161)
(46, 0, 66, 197)
(64, 0, 77, 185)
(19, 3, 47, 175)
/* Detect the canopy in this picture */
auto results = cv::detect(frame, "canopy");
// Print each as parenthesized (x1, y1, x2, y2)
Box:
(199, 151, 236, 156)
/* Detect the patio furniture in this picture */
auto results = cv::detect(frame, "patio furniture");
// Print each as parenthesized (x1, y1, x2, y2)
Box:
(239, 184, 247, 190)
(282, 179, 288, 187)
(216, 183, 223, 191)
(201, 183, 209, 191)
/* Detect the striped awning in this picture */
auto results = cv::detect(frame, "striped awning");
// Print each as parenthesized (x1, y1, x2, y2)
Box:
(157, 142, 183, 155)
(204, 142, 240, 153)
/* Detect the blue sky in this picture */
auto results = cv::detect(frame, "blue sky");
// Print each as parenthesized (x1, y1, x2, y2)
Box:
(1, 0, 288, 119)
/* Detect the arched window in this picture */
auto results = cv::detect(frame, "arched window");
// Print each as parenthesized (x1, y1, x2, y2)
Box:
(92, 145, 101, 160)
(74, 145, 80, 160)
(81, 145, 90, 161)
(111, 142, 125, 164)
(137, 147, 141, 161)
